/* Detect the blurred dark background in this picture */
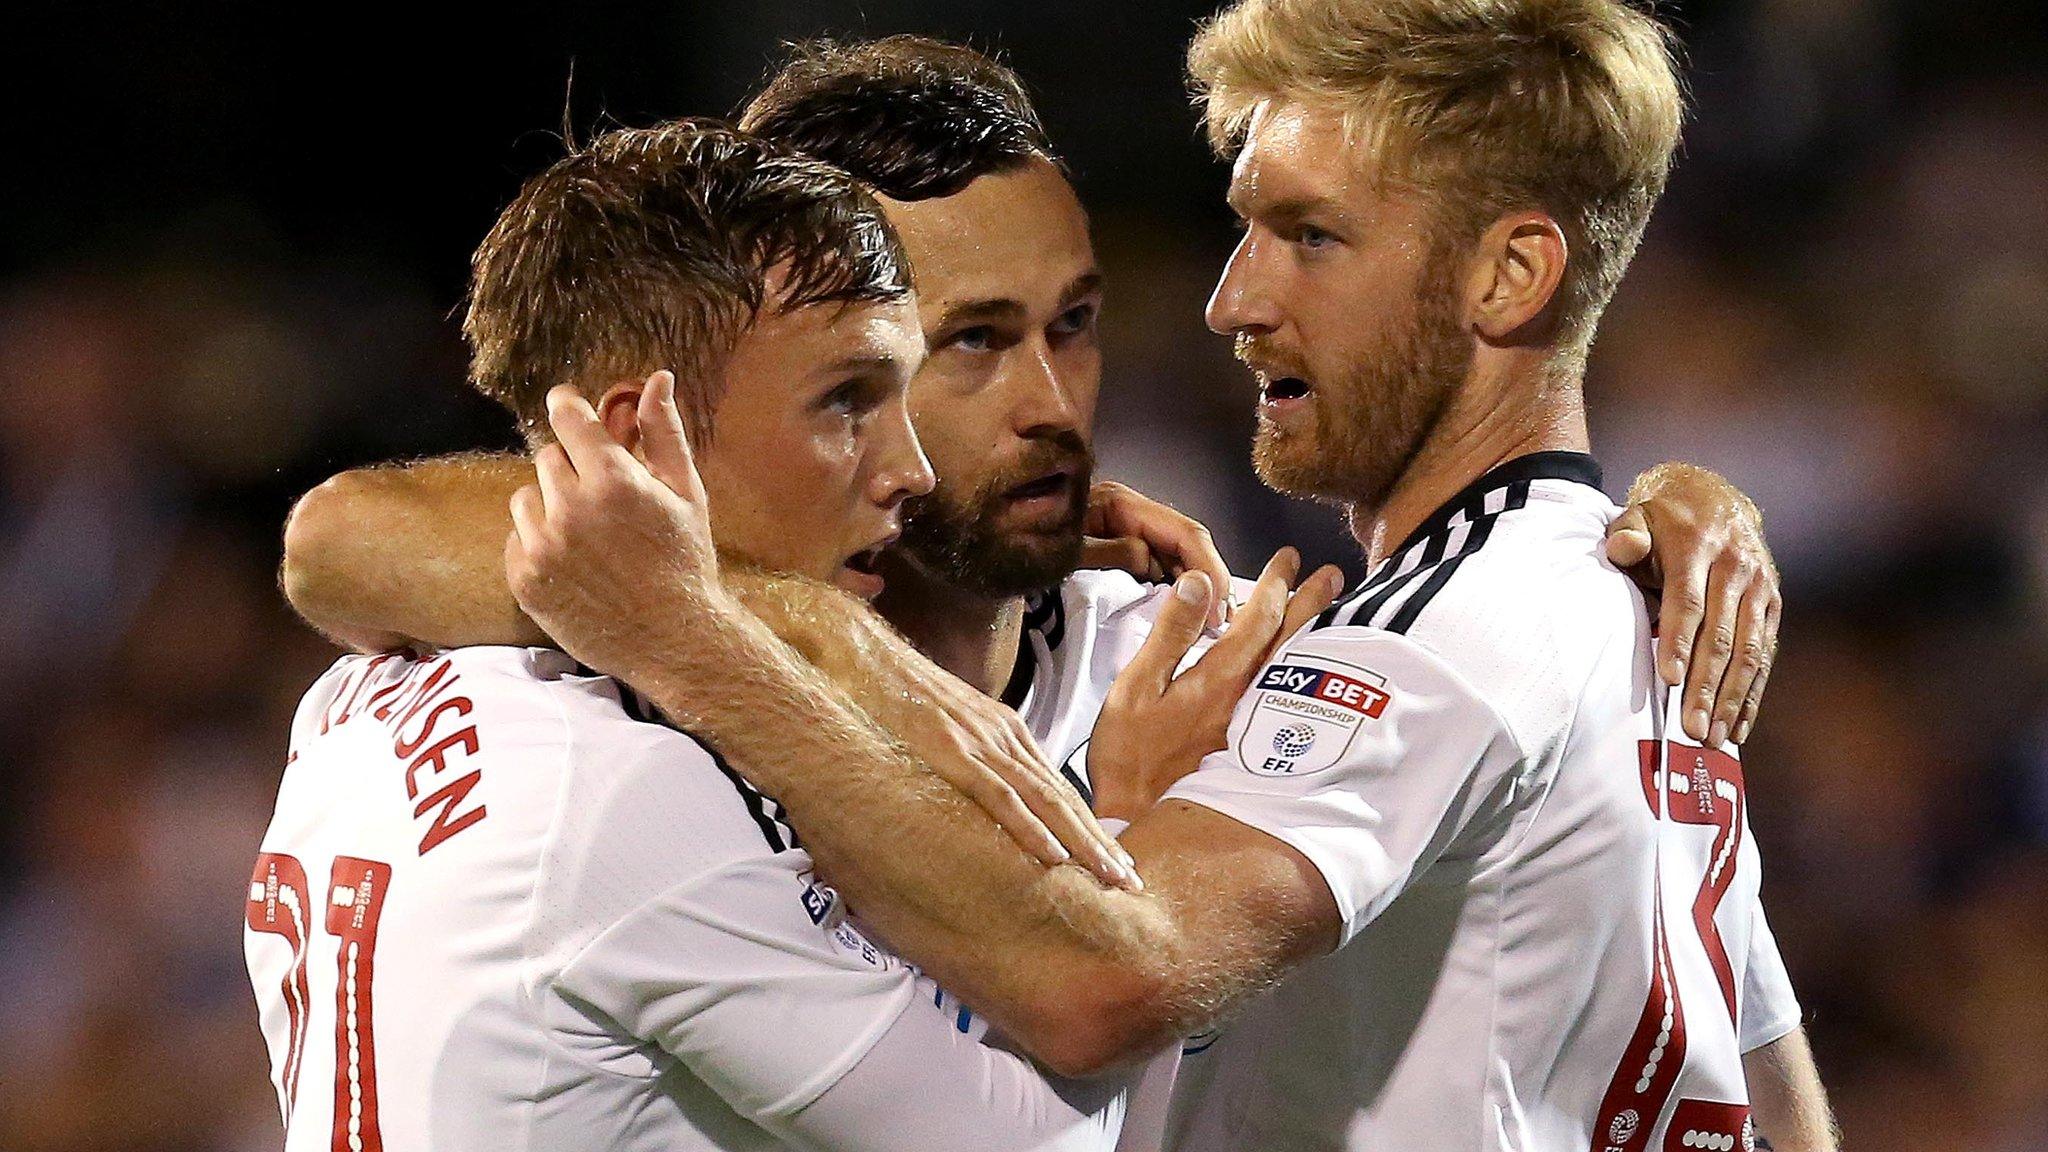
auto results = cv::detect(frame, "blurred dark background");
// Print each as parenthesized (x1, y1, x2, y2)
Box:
(2, 2, 2044, 1148)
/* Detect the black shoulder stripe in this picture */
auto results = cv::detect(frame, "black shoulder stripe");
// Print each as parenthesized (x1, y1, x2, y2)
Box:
(590, 669, 798, 853)
(1313, 479, 1530, 635)
(1313, 539, 1419, 629)
(1060, 762, 1095, 809)
(999, 633, 1036, 711)
(1381, 479, 1530, 634)
(706, 744, 793, 853)
(1336, 521, 1456, 629)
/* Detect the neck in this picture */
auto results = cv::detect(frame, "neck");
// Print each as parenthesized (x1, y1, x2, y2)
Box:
(1351, 352, 1590, 567)
(873, 557, 1029, 699)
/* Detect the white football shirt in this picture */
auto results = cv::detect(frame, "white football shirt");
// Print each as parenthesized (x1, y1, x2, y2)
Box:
(245, 645, 1128, 1152)
(1150, 453, 1802, 1152)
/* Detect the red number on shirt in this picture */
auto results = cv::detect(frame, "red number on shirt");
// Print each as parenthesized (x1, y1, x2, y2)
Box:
(1588, 740, 1749, 1151)
(245, 853, 393, 1152)
(326, 857, 392, 1152)
(246, 853, 314, 1122)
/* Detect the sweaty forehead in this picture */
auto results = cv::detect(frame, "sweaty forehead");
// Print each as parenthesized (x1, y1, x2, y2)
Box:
(737, 293, 924, 376)
(878, 158, 1096, 313)
(1228, 101, 1370, 213)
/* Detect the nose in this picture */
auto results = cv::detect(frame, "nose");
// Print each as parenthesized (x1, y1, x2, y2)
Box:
(1205, 228, 1282, 337)
(1008, 341, 1083, 440)
(871, 395, 936, 508)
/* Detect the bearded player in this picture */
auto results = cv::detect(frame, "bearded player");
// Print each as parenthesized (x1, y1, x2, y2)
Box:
(246, 120, 1173, 1152)
(286, 37, 1775, 820)
(496, 9, 1836, 1152)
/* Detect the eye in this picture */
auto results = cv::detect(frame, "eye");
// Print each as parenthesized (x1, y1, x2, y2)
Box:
(820, 379, 872, 417)
(1297, 224, 1338, 251)
(948, 325, 997, 353)
(1050, 302, 1098, 338)
(939, 324, 1024, 355)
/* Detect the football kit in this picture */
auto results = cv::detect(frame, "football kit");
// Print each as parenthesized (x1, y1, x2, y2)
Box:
(1146, 453, 1802, 1151)
(246, 646, 1129, 1152)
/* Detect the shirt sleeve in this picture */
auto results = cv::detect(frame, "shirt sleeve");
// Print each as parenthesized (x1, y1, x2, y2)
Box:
(1161, 626, 1520, 947)
(549, 852, 923, 1123)
(1739, 893, 1802, 1052)
(774, 983, 1130, 1152)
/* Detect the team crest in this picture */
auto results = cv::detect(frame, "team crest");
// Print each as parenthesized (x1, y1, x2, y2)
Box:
(1237, 655, 1391, 776)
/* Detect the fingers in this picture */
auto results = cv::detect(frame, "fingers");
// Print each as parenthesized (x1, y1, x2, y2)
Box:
(1655, 547, 1711, 690)
(509, 483, 547, 546)
(1679, 553, 1752, 743)
(1273, 565, 1345, 658)
(545, 385, 632, 476)
(533, 443, 573, 514)
(1732, 593, 1780, 744)
(939, 723, 1137, 889)
(635, 370, 706, 503)
(1119, 572, 1214, 698)
(1081, 535, 1167, 584)
(1085, 481, 1232, 627)
(995, 751, 1139, 890)
(505, 485, 547, 604)
(1703, 579, 1773, 746)
(952, 760, 1069, 870)
(1605, 505, 1655, 572)
(1199, 547, 1300, 684)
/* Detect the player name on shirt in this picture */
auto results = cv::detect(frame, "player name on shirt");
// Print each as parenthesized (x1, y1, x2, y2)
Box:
(314, 652, 488, 856)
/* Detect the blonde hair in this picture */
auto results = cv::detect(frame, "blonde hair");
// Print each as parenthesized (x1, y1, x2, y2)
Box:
(1189, 0, 1684, 351)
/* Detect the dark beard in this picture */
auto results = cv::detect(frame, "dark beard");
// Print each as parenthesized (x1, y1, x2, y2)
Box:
(1251, 249, 1470, 508)
(897, 433, 1094, 599)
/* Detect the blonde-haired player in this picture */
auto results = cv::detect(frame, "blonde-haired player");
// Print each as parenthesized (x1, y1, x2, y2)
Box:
(497, 4, 1836, 1150)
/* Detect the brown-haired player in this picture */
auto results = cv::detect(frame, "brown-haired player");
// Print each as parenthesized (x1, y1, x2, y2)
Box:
(492, 11, 1836, 1152)
(244, 120, 1161, 1152)
(288, 35, 1771, 748)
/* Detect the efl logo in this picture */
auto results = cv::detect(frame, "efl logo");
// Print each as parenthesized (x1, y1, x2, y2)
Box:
(1255, 664, 1392, 718)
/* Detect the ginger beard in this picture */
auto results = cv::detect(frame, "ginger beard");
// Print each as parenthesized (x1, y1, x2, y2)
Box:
(896, 430, 1094, 599)
(1246, 243, 1471, 514)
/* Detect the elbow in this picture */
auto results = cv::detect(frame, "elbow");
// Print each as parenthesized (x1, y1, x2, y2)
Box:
(280, 472, 396, 651)
(1011, 960, 1186, 1080)
(281, 475, 356, 614)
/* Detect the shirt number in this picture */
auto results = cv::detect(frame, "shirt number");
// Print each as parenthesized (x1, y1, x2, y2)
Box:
(247, 852, 393, 1151)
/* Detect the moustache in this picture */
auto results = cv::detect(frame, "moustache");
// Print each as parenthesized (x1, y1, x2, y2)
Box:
(1233, 332, 1310, 378)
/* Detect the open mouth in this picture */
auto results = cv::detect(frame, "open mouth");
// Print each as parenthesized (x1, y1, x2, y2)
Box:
(1261, 374, 1312, 402)
(1003, 469, 1074, 503)
(843, 543, 889, 576)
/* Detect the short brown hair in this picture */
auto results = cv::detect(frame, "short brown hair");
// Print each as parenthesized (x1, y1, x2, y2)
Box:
(1190, 0, 1683, 352)
(464, 118, 912, 444)
(738, 35, 1058, 202)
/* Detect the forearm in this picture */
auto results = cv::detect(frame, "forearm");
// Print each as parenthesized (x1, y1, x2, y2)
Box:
(1743, 1027, 1838, 1152)
(625, 591, 1183, 1067)
(280, 453, 545, 651)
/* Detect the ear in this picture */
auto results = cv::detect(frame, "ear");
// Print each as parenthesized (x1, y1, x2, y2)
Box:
(1469, 211, 1568, 343)
(595, 380, 644, 453)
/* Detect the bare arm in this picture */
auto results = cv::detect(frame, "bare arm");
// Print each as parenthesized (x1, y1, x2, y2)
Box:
(280, 453, 542, 651)
(1743, 1026, 1838, 1152)
(508, 380, 1342, 1075)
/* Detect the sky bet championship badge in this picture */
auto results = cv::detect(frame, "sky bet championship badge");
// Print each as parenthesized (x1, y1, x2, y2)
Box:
(1237, 655, 1392, 776)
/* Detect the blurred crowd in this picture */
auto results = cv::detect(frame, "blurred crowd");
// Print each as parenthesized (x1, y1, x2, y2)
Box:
(2, 1, 2043, 1149)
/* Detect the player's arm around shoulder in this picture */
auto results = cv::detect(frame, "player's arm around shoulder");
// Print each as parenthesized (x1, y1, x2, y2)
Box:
(281, 452, 544, 652)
